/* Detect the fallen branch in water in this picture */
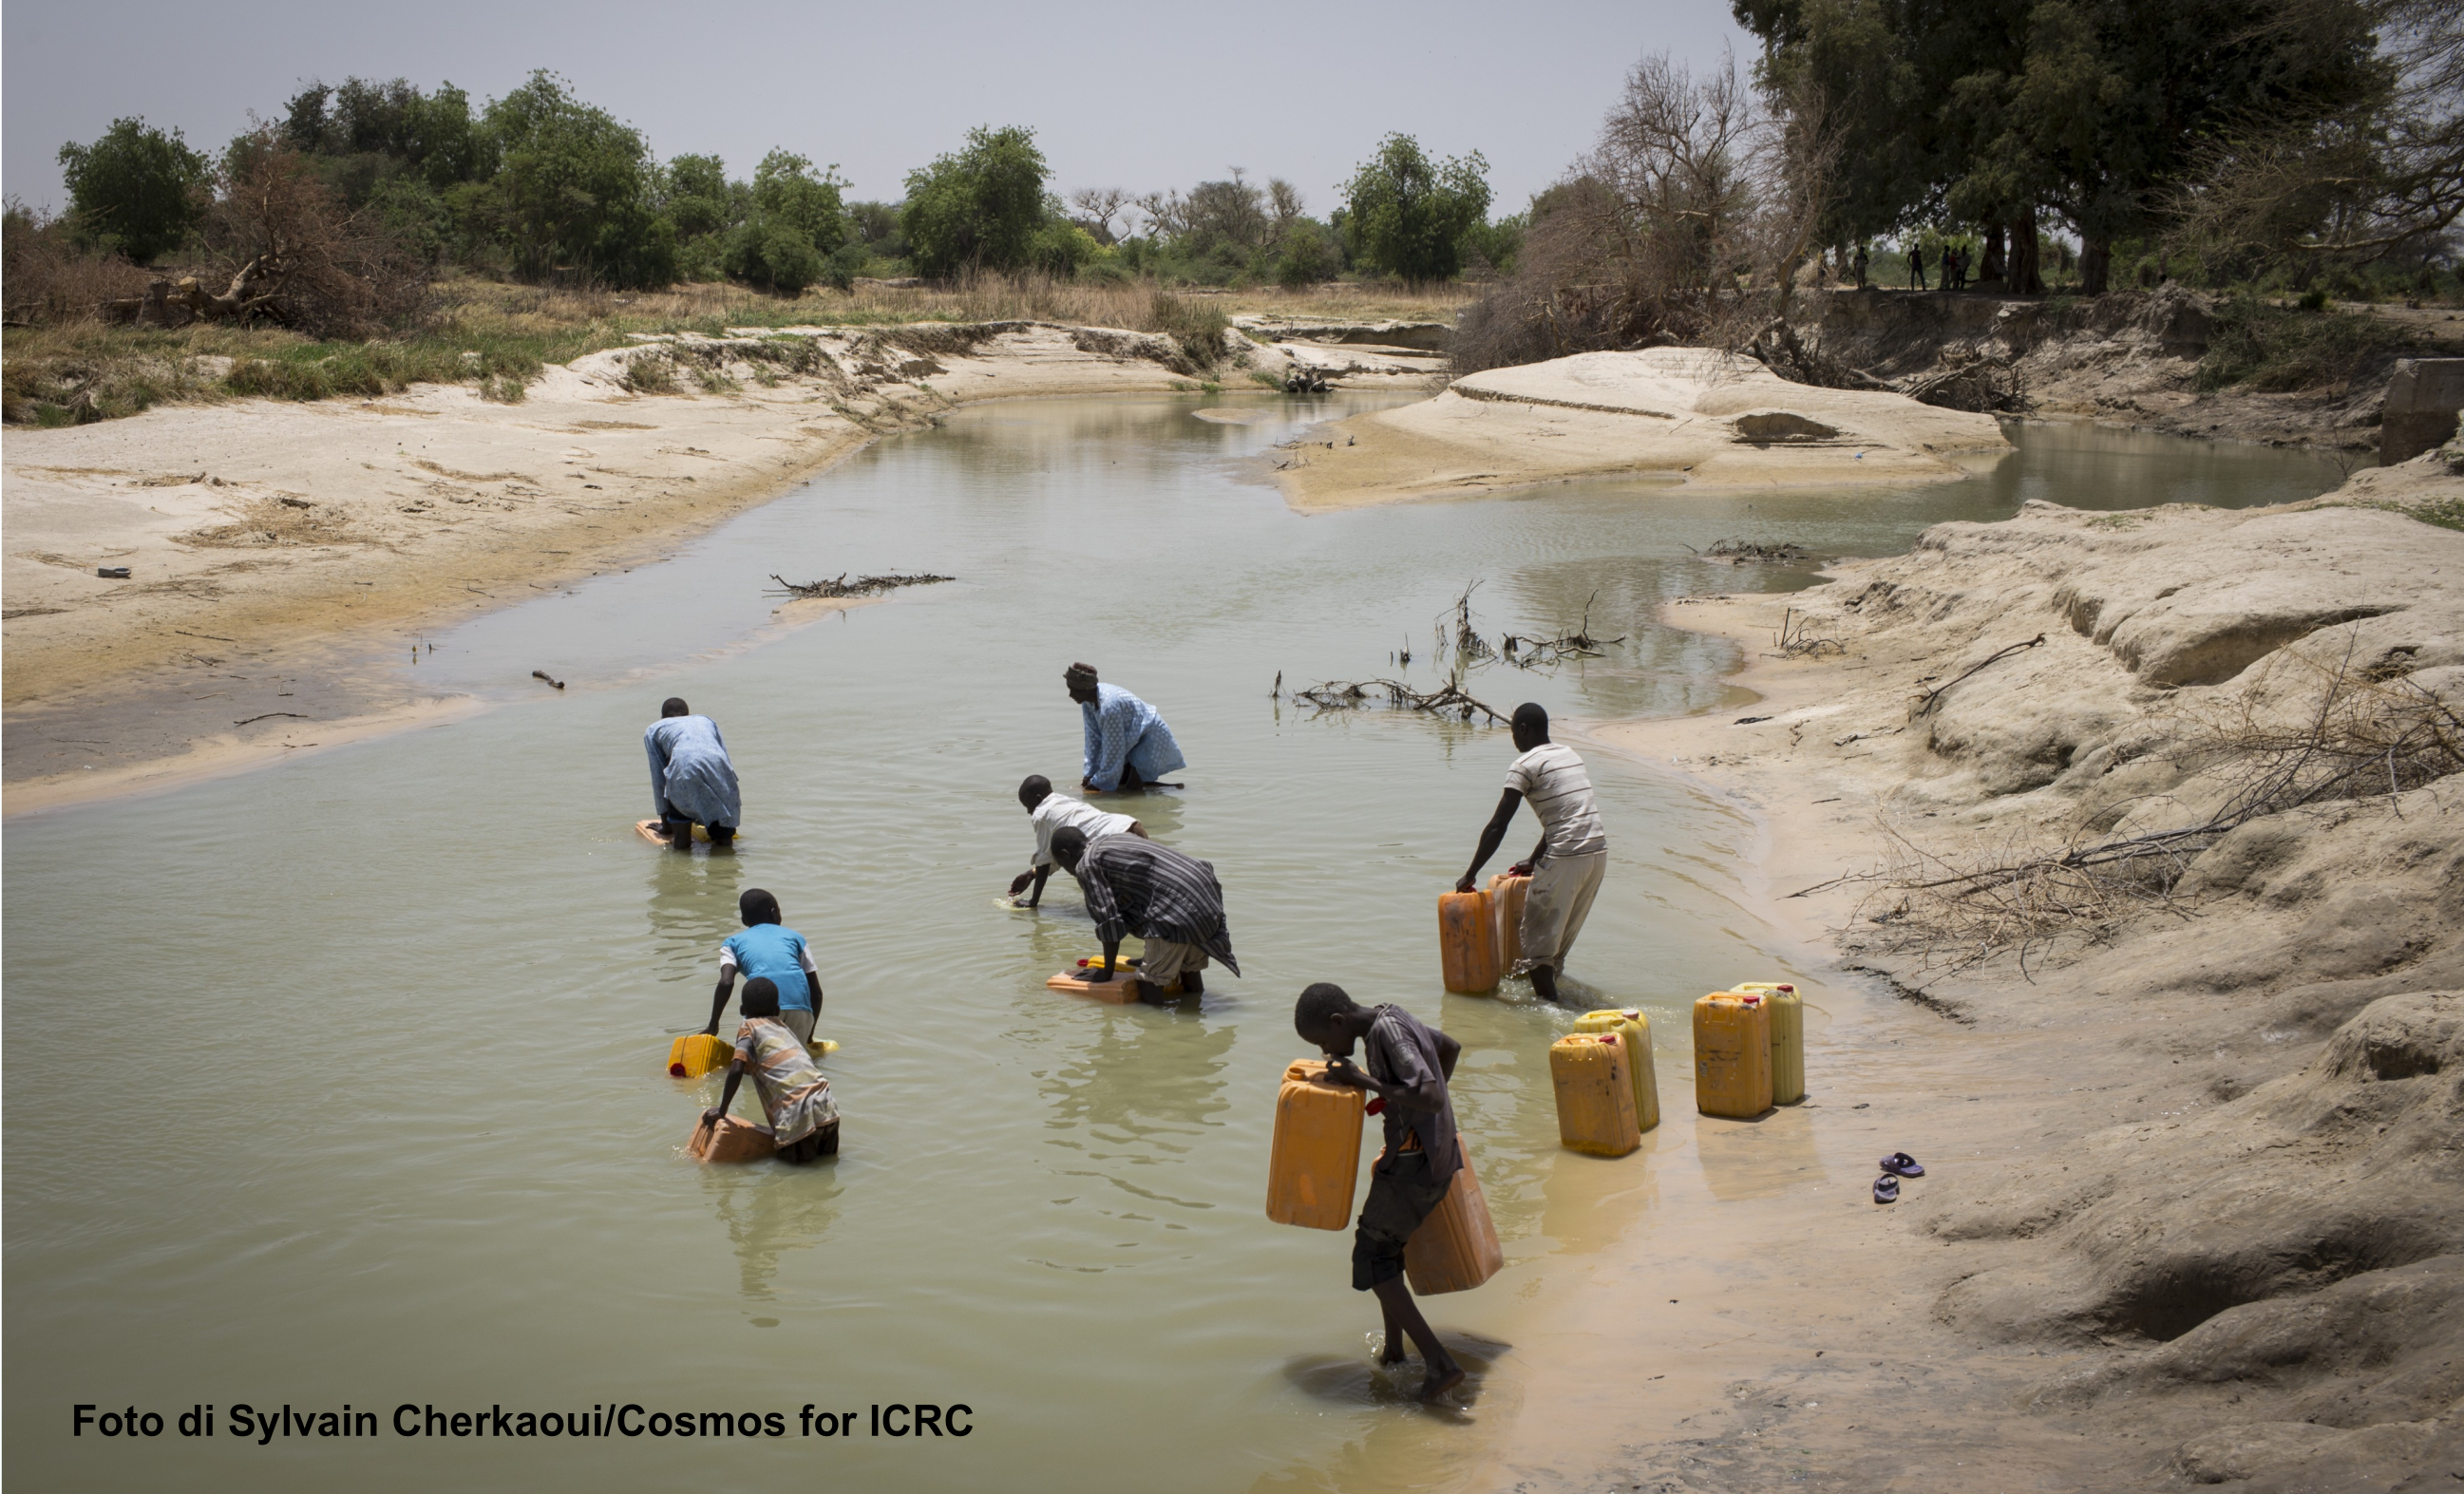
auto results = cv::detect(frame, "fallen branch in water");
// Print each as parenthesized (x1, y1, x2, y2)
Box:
(532, 670, 566, 690)
(767, 572, 955, 599)
(1293, 674, 1507, 724)
(1690, 538, 1812, 564)
(1504, 591, 1625, 669)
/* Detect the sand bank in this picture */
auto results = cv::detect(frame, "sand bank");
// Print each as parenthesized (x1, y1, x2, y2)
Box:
(1479, 444, 2464, 1489)
(1273, 348, 2011, 511)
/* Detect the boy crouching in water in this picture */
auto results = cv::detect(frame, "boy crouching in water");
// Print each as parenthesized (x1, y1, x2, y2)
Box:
(703, 977, 839, 1163)
(1294, 982, 1466, 1402)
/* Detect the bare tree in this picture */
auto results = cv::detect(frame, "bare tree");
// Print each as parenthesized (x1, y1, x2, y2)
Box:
(1068, 187, 1129, 245)
(1455, 49, 1831, 372)
(1266, 178, 1304, 245)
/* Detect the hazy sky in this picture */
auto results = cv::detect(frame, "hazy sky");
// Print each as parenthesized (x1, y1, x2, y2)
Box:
(6, 0, 1753, 221)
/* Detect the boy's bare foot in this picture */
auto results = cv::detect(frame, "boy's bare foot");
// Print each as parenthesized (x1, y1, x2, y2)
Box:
(1377, 1339, 1408, 1368)
(1419, 1365, 1466, 1403)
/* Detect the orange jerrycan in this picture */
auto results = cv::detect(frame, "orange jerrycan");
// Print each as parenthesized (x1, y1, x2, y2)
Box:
(1574, 1008, 1660, 1132)
(686, 1114, 776, 1163)
(1438, 888, 1499, 993)
(1487, 872, 1531, 971)
(1693, 992, 1773, 1119)
(667, 1033, 735, 1078)
(1548, 1033, 1640, 1156)
(1403, 1143, 1505, 1295)
(1266, 1061, 1367, 1230)
(1734, 982, 1806, 1105)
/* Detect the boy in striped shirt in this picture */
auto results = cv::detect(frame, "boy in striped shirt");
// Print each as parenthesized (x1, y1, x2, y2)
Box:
(1455, 703, 1606, 1003)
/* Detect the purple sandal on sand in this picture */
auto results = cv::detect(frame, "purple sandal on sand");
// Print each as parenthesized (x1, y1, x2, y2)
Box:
(1880, 1152, 1924, 1178)
(1873, 1175, 1900, 1204)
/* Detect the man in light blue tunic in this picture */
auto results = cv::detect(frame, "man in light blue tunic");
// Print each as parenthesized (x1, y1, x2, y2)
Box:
(645, 696, 741, 848)
(1068, 662, 1185, 794)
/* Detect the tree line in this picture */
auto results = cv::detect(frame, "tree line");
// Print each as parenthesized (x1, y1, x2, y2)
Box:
(11, 69, 1523, 334)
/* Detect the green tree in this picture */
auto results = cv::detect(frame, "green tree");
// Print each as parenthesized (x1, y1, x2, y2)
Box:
(57, 118, 210, 263)
(900, 125, 1050, 278)
(1339, 134, 1493, 283)
(750, 150, 848, 254)
(480, 70, 673, 286)
(665, 153, 734, 240)
(1735, 0, 2383, 293)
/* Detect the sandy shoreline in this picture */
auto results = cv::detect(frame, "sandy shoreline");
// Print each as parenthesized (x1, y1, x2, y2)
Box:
(1479, 449, 2464, 1491)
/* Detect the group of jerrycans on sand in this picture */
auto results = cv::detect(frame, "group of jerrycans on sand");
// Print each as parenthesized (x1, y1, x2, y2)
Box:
(1546, 984, 1804, 1155)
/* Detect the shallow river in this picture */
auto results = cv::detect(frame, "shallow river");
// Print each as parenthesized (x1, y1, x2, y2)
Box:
(2, 396, 2346, 1492)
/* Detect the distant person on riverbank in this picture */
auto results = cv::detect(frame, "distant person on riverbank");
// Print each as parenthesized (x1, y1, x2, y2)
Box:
(1007, 774, 1148, 908)
(704, 977, 839, 1163)
(704, 889, 824, 1045)
(1051, 824, 1233, 1003)
(1296, 982, 1467, 1404)
(1067, 663, 1185, 793)
(1907, 243, 1928, 290)
(645, 697, 739, 848)
(1456, 703, 1606, 1004)
(1853, 244, 1868, 289)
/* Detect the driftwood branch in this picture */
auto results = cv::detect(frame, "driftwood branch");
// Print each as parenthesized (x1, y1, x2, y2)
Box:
(766, 572, 955, 599)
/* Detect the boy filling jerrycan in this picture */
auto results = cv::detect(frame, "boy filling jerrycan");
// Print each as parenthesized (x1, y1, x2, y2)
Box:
(1734, 982, 1805, 1105)
(1486, 871, 1531, 972)
(1574, 1009, 1660, 1132)
(1436, 888, 1499, 993)
(1402, 1143, 1505, 1295)
(1547, 1033, 1640, 1156)
(1693, 991, 1774, 1119)
(1266, 1061, 1367, 1230)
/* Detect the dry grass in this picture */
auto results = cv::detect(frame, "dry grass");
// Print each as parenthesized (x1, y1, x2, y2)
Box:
(3, 272, 1470, 426)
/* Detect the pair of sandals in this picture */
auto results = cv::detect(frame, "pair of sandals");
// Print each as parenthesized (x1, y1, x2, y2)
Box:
(1872, 1152, 1924, 1203)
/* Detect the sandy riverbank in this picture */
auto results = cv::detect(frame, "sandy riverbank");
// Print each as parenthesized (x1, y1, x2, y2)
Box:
(1, 319, 1442, 813)
(1477, 444, 2464, 1491)
(1274, 348, 2011, 511)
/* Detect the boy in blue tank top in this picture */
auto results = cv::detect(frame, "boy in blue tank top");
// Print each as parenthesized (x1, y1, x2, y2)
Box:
(701, 888, 824, 1046)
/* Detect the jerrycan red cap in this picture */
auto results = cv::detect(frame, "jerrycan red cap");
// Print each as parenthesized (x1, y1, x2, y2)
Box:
(1599, 1032, 1620, 1045)
(1740, 993, 1763, 1005)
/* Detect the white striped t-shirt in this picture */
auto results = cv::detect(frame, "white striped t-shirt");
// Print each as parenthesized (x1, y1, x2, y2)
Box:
(1506, 742, 1606, 857)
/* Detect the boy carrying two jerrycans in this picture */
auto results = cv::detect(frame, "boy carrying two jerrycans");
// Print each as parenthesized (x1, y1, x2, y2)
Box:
(1294, 983, 1468, 1404)
(692, 977, 839, 1164)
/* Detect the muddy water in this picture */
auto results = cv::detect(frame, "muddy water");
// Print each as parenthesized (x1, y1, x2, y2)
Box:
(1, 399, 2345, 1492)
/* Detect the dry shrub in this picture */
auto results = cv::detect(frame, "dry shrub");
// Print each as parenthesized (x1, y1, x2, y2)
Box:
(175, 495, 366, 548)
(1452, 51, 1842, 376)
(200, 134, 427, 338)
(1843, 634, 2464, 974)
(2, 210, 149, 326)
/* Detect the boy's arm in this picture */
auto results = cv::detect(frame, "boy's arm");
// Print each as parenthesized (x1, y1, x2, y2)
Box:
(1455, 788, 1524, 891)
(704, 970, 736, 1036)
(1434, 1030, 1462, 1083)
(701, 1057, 749, 1125)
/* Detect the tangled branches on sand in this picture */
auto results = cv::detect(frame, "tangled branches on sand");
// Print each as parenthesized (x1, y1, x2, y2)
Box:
(767, 572, 954, 599)
(1693, 538, 1812, 564)
(1817, 641, 2464, 975)
(1290, 676, 1507, 725)
(1772, 607, 1847, 659)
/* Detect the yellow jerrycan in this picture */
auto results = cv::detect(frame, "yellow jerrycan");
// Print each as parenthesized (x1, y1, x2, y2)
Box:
(667, 1032, 735, 1079)
(1548, 1033, 1640, 1156)
(1437, 888, 1499, 993)
(1734, 982, 1806, 1105)
(1486, 872, 1531, 971)
(1267, 1061, 1367, 1229)
(1693, 992, 1774, 1119)
(1403, 1143, 1505, 1295)
(1574, 1008, 1660, 1132)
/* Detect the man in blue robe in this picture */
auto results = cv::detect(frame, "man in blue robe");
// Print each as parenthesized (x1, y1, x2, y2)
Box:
(645, 696, 741, 848)
(1067, 663, 1185, 793)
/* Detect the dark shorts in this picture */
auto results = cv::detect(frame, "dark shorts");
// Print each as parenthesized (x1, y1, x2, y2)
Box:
(778, 1119, 838, 1164)
(1352, 1149, 1450, 1292)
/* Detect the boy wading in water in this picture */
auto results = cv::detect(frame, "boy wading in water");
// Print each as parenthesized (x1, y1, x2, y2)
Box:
(704, 889, 824, 1046)
(1006, 773, 1147, 909)
(1457, 702, 1608, 1004)
(1295, 983, 1467, 1403)
(704, 977, 840, 1163)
